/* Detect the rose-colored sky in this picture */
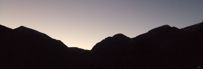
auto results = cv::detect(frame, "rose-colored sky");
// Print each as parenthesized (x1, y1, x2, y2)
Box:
(1, 0, 203, 49)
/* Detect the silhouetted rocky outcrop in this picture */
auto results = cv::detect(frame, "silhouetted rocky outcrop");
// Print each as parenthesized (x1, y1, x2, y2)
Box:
(0, 22, 203, 69)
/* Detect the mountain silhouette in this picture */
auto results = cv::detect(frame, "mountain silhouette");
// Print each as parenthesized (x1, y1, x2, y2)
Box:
(0, 25, 89, 69)
(0, 22, 203, 69)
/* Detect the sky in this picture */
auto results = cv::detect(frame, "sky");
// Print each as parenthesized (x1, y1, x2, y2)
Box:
(0, 0, 203, 50)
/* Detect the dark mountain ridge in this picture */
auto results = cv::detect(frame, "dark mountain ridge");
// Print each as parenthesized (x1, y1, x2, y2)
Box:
(0, 22, 203, 69)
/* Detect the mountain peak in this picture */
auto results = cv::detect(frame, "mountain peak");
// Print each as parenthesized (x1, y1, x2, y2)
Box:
(112, 33, 129, 39)
(149, 25, 171, 31)
(15, 26, 31, 30)
(14, 26, 37, 33)
(91, 33, 131, 52)
(148, 25, 179, 34)
(14, 26, 50, 38)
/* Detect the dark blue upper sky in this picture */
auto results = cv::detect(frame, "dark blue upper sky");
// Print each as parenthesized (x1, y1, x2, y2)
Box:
(0, 0, 203, 49)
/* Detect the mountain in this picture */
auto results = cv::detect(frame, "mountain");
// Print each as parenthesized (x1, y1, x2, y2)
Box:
(91, 22, 203, 69)
(0, 22, 203, 69)
(0, 25, 89, 69)
(91, 33, 134, 69)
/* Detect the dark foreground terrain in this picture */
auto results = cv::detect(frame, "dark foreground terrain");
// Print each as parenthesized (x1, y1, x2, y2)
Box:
(1, 22, 203, 69)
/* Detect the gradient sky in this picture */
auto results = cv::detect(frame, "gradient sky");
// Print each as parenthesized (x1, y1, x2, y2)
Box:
(0, 0, 203, 49)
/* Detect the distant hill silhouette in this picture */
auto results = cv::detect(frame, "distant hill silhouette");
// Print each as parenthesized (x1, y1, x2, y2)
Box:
(0, 22, 203, 69)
